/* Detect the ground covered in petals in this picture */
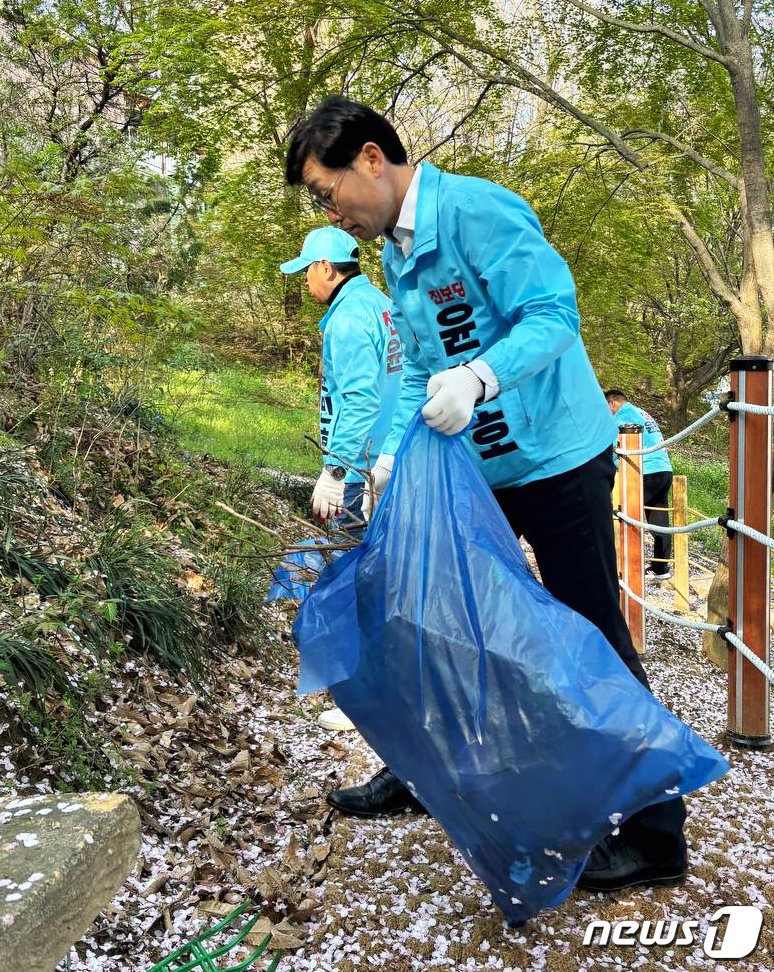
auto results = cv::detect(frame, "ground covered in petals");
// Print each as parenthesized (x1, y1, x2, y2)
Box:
(3, 571, 772, 972)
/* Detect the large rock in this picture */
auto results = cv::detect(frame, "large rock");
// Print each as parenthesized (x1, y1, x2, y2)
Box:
(0, 792, 140, 972)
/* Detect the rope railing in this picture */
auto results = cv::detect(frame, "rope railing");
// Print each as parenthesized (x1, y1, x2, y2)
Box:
(615, 510, 719, 535)
(618, 580, 722, 634)
(726, 400, 774, 416)
(619, 581, 774, 686)
(615, 356, 773, 747)
(616, 405, 723, 455)
(617, 508, 774, 552)
(724, 632, 774, 686)
(725, 518, 774, 552)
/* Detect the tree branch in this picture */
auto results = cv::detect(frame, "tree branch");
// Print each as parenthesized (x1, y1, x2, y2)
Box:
(573, 169, 638, 264)
(416, 81, 495, 161)
(416, 23, 648, 169)
(621, 128, 741, 187)
(670, 205, 747, 317)
(696, 0, 726, 45)
(742, 0, 753, 33)
(563, 0, 729, 66)
(410, 16, 747, 323)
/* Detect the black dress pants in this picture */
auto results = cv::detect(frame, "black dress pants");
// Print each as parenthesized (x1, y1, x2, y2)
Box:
(494, 448, 687, 857)
(644, 471, 673, 573)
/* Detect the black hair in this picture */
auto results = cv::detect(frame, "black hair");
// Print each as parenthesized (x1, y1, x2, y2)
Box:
(285, 95, 408, 185)
(604, 388, 629, 402)
(330, 261, 359, 275)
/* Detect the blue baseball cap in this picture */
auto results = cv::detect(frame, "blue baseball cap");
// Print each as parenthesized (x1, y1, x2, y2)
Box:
(279, 226, 360, 275)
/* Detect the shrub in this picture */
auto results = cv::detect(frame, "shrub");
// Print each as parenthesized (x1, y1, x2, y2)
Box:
(87, 511, 205, 679)
(0, 632, 68, 703)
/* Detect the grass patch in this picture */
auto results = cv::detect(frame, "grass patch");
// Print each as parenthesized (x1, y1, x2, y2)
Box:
(160, 365, 319, 476)
(671, 454, 729, 556)
(671, 455, 728, 519)
(87, 511, 205, 679)
(0, 632, 68, 702)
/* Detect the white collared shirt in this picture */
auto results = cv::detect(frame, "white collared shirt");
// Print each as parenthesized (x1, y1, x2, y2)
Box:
(389, 164, 500, 399)
(391, 166, 421, 258)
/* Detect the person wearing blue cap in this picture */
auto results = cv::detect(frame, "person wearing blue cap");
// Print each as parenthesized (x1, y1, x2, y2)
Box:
(280, 226, 403, 528)
(606, 390, 674, 581)
(281, 227, 403, 733)
(284, 96, 689, 894)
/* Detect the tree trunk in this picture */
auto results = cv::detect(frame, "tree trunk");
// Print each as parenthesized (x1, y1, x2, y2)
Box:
(721, 13, 774, 341)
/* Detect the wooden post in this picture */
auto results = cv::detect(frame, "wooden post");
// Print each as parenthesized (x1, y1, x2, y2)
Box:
(672, 475, 690, 613)
(612, 460, 621, 567)
(617, 424, 645, 653)
(727, 356, 772, 747)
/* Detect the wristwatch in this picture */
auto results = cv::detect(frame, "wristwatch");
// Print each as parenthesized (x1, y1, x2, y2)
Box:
(327, 465, 347, 481)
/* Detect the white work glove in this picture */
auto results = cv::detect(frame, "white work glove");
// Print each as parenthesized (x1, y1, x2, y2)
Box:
(422, 365, 485, 435)
(311, 467, 345, 520)
(362, 454, 394, 522)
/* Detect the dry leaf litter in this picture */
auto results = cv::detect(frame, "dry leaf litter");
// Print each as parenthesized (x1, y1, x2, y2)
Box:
(1, 531, 772, 971)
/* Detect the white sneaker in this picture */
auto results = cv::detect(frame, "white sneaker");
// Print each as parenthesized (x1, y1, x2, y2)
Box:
(646, 569, 672, 583)
(317, 707, 356, 732)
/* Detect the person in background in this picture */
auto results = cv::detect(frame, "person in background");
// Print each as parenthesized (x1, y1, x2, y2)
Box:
(605, 389, 674, 581)
(284, 95, 688, 893)
(280, 225, 403, 731)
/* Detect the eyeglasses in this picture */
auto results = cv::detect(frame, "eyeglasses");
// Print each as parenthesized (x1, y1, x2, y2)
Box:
(307, 166, 350, 213)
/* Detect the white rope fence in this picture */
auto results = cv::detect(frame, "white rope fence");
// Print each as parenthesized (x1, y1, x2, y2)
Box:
(617, 505, 774, 553)
(616, 404, 723, 455)
(614, 368, 774, 743)
(725, 632, 774, 685)
(726, 401, 774, 416)
(619, 397, 774, 458)
(619, 580, 722, 634)
(619, 581, 774, 686)
(725, 518, 774, 552)
(615, 511, 719, 535)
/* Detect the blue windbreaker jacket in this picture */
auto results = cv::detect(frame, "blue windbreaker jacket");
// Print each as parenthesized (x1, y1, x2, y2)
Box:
(318, 274, 403, 483)
(381, 164, 616, 488)
(612, 401, 672, 475)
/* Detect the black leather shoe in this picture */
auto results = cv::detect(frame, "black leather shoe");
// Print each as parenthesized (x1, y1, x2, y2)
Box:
(326, 767, 428, 818)
(577, 834, 688, 892)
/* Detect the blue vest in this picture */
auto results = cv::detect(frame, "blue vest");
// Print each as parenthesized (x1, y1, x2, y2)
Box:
(381, 163, 616, 488)
(318, 275, 403, 483)
(613, 401, 672, 475)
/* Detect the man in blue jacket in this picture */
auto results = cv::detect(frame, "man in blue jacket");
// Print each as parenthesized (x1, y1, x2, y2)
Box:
(280, 226, 403, 526)
(285, 96, 688, 892)
(606, 390, 674, 580)
(281, 226, 404, 733)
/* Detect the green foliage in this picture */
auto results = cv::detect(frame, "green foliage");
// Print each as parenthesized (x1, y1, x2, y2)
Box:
(162, 364, 319, 476)
(17, 693, 121, 790)
(0, 547, 74, 598)
(86, 512, 206, 678)
(205, 557, 267, 644)
(0, 449, 37, 532)
(672, 455, 729, 519)
(672, 453, 729, 554)
(0, 0, 208, 445)
(0, 632, 68, 702)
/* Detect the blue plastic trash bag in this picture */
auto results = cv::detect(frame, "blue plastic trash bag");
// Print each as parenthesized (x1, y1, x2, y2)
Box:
(293, 409, 729, 925)
(265, 539, 345, 603)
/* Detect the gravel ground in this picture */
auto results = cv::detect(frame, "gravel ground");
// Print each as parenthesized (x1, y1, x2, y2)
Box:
(290, 582, 773, 972)
(3, 580, 772, 972)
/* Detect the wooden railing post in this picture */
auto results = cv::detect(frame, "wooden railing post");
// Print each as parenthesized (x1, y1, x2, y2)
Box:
(672, 475, 689, 613)
(616, 424, 645, 653)
(727, 356, 772, 747)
